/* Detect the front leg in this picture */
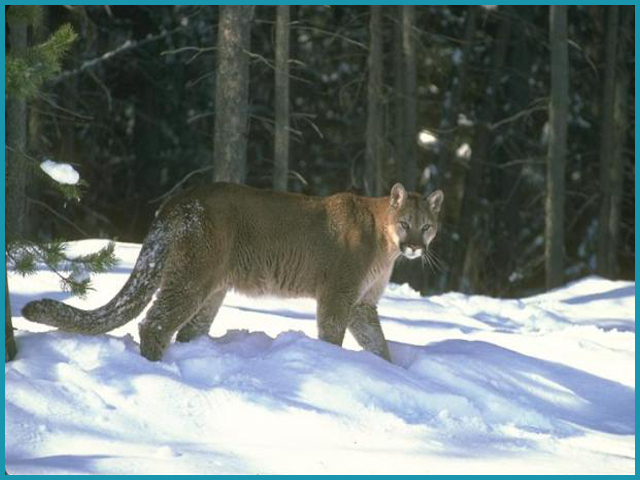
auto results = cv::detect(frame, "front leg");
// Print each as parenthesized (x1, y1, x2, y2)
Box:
(348, 304, 390, 361)
(316, 294, 352, 347)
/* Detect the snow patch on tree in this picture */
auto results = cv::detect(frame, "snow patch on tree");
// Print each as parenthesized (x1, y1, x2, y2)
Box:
(40, 159, 80, 185)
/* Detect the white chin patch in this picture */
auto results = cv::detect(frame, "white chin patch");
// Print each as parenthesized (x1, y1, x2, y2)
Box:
(402, 248, 423, 260)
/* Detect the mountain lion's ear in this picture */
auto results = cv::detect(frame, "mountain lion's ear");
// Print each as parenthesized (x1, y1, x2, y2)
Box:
(425, 190, 444, 216)
(390, 183, 407, 209)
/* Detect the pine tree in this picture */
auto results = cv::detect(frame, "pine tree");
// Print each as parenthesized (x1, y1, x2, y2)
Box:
(5, 18, 77, 99)
(5, 6, 116, 361)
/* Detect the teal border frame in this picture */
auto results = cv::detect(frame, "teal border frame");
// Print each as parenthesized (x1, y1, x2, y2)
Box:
(3, 3, 637, 476)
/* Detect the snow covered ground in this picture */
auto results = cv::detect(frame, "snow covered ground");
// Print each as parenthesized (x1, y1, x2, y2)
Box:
(5, 240, 635, 474)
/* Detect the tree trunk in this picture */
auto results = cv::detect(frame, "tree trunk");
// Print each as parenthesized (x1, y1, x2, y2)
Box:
(213, 5, 255, 184)
(6, 17, 29, 242)
(273, 5, 290, 192)
(390, 6, 420, 292)
(545, 5, 568, 290)
(393, 7, 404, 183)
(596, 6, 619, 278)
(60, 50, 79, 166)
(26, 7, 49, 238)
(607, 67, 629, 279)
(6, 270, 17, 362)
(447, 15, 510, 292)
(437, 6, 477, 187)
(607, 6, 630, 278)
(365, 5, 384, 197)
(434, 6, 477, 291)
(401, 5, 417, 192)
(495, 6, 533, 296)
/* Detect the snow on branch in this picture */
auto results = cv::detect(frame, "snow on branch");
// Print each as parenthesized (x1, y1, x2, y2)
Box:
(40, 159, 79, 185)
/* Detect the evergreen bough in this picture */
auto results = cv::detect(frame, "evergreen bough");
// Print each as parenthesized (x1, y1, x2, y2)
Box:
(6, 6, 117, 299)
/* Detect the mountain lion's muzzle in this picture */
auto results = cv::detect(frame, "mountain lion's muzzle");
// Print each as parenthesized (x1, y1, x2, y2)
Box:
(400, 241, 425, 260)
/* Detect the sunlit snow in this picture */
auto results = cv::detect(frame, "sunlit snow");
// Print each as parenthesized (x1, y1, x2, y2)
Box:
(455, 143, 472, 160)
(418, 130, 438, 147)
(5, 240, 635, 474)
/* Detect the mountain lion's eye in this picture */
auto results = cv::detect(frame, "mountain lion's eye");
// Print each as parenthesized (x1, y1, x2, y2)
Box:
(421, 224, 432, 233)
(400, 221, 410, 230)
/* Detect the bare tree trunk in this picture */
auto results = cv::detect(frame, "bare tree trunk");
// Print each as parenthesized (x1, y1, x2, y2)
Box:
(6, 270, 17, 362)
(6, 18, 28, 242)
(607, 6, 630, 278)
(390, 6, 419, 294)
(213, 5, 255, 184)
(435, 6, 477, 291)
(273, 5, 290, 192)
(447, 15, 510, 292)
(401, 5, 417, 192)
(546, 5, 568, 290)
(365, 5, 384, 196)
(597, 6, 619, 278)
(495, 6, 533, 296)
(437, 6, 477, 186)
(607, 71, 629, 278)
(393, 7, 404, 183)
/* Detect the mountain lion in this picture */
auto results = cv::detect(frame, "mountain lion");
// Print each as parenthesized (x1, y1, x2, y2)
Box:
(22, 182, 443, 362)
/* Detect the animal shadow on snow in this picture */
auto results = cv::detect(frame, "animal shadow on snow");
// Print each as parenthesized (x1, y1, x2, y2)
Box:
(228, 304, 316, 321)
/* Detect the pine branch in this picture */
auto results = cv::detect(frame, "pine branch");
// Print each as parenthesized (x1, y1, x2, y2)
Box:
(6, 23, 77, 99)
(7, 241, 117, 298)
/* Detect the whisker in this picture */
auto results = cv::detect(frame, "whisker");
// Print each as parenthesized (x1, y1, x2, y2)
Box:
(423, 250, 441, 273)
(427, 249, 445, 271)
(430, 252, 440, 271)
(421, 251, 435, 273)
(429, 248, 444, 263)
(428, 255, 438, 273)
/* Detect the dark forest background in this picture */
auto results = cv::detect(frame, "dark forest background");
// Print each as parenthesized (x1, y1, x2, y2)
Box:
(5, 5, 636, 299)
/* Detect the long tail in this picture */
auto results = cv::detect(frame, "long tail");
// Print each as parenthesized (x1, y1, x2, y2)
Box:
(22, 218, 170, 334)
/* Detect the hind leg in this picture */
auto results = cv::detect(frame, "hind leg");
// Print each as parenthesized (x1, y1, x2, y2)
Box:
(139, 203, 230, 361)
(139, 253, 223, 361)
(138, 283, 205, 361)
(176, 290, 227, 343)
(348, 304, 390, 361)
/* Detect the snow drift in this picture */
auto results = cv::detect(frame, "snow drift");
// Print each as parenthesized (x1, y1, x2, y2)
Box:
(5, 240, 635, 474)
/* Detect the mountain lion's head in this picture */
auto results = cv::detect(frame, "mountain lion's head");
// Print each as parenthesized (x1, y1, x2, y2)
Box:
(388, 183, 444, 260)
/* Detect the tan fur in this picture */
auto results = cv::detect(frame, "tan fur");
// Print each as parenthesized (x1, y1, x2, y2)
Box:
(23, 182, 443, 362)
